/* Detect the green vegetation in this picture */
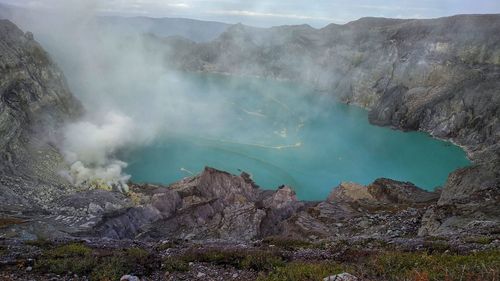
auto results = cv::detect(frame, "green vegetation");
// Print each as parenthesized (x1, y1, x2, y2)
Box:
(162, 257, 190, 272)
(34, 243, 157, 281)
(180, 248, 285, 271)
(258, 250, 500, 281)
(27, 241, 500, 281)
(257, 261, 345, 281)
(239, 251, 286, 271)
(46, 243, 93, 257)
(464, 236, 493, 245)
(362, 251, 500, 281)
(90, 256, 134, 281)
(34, 243, 95, 276)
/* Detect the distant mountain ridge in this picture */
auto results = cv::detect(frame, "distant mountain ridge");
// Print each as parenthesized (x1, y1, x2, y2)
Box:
(96, 16, 230, 42)
(0, 3, 230, 42)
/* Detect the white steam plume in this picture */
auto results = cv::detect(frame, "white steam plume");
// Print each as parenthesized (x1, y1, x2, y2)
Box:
(60, 112, 135, 192)
(7, 0, 318, 191)
(7, 0, 229, 190)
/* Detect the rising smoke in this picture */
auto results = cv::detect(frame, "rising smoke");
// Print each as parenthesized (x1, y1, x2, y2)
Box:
(5, 0, 334, 192)
(60, 112, 135, 191)
(6, 0, 232, 191)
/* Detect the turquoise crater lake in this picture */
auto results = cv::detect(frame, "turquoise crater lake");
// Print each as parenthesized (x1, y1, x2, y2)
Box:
(123, 74, 470, 200)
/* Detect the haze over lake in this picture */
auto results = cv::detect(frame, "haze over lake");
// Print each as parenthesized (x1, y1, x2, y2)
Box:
(123, 74, 470, 200)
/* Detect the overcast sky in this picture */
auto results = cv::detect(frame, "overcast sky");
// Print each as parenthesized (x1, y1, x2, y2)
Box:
(2, 0, 500, 27)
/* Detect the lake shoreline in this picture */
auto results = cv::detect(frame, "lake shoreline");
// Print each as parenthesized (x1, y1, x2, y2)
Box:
(123, 73, 470, 200)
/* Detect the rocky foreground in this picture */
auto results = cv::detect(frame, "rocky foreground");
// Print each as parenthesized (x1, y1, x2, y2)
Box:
(1, 167, 499, 280)
(0, 14, 499, 281)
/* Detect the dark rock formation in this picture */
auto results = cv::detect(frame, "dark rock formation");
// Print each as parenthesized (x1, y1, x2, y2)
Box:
(419, 161, 500, 236)
(0, 20, 81, 176)
(87, 167, 439, 242)
(329, 179, 440, 205)
(0, 19, 86, 219)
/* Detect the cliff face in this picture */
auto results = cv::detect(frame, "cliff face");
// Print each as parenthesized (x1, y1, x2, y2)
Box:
(158, 15, 500, 237)
(163, 15, 500, 158)
(88, 167, 440, 242)
(0, 20, 81, 174)
(0, 20, 82, 214)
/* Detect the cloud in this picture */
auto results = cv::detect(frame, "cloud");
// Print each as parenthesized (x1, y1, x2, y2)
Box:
(168, 3, 190, 9)
(3, 0, 500, 27)
(352, 4, 436, 12)
(62, 112, 136, 166)
(207, 9, 337, 22)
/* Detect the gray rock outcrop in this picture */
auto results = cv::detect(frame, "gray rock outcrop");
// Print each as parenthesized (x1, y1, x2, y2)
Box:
(89, 167, 439, 242)
(0, 20, 133, 239)
(0, 20, 81, 178)
(0, 19, 83, 217)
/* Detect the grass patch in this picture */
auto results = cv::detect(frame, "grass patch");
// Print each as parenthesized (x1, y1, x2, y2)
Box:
(364, 250, 500, 281)
(464, 236, 493, 245)
(90, 248, 154, 281)
(258, 250, 500, 281)
(24, 241, 500, 281)
(257, 261, 345, 281)
(35, 243, 95, 275)
(181, 248, 285, 271)
(34, 243, 158, 281)
(162, 257, 190, 272)
(46, 243, 92, 257)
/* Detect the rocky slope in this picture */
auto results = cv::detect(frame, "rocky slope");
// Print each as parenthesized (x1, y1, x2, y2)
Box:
(0, 20, 85, 221)
(0, 20, 80, 174)
(88, 167, 442, 242)
(1, 167, 498, 280)
(161, 15, 500, 158)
